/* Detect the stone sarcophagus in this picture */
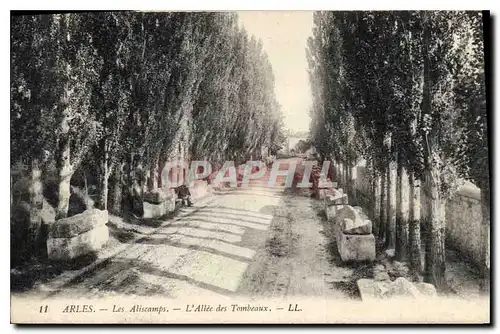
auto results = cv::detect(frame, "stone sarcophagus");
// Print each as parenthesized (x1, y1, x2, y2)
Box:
(47, 208, 109, 261)
(333, 205, 375, 262)
(143, 188, 176, 219)
(324, 189, 349, 221)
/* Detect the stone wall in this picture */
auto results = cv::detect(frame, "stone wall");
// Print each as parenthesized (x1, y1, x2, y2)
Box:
(352, 164, 484, 270)
(443, 185, 482, 267)
(419, 182, 483, 268)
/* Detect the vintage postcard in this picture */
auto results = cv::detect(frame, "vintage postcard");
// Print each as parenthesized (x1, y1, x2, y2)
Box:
(10, 10, 491, 324)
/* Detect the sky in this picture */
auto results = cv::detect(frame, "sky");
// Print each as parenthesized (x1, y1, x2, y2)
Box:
(237, 11, 313, 133)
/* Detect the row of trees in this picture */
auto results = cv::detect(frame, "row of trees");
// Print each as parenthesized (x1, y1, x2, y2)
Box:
(11, 12, 285, 261)
(307, 11, 489, 292)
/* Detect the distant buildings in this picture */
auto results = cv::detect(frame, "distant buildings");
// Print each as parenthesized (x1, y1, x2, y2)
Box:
(278, 130, 314, 156)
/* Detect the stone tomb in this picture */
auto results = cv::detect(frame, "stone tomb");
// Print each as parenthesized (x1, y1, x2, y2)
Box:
(47, 208, 109, 261)
(316, 187, 338, 200)
(333, 205, 375, 262)
(324, 190, 349, 221)
(143, 188, 176, 219)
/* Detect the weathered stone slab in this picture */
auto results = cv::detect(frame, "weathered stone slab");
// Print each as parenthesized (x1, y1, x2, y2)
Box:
(315, 187, 338, 200)
(332, 205, 360, 235)
(334, 205, 359, 225)
(415, 282, 438, 297)
(357, 279, 393, 300)
(374, 281, 391, 298)
(388, 277, 423, 299)
(374, 271, 391, 282)
(47, 224, 109, 261)
(358, 278, 437, 301)
(143, 197, 175, 219)
(326, 204, 344, 221)
(337, 232, 376, 262)
(48, 209, 108, 238)
(324, 192, 348, 221)
(325, 196, 347, 221)
(144, 189, 171, 204)
(342, 218, 372, 235)
(357, 278, 378, 301)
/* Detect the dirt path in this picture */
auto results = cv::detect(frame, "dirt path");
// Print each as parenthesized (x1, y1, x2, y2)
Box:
(237, 194, 352, 299)
(36, 159, 355, 300)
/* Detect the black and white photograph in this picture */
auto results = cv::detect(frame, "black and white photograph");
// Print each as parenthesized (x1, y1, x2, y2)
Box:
(9, 9, 491, 324)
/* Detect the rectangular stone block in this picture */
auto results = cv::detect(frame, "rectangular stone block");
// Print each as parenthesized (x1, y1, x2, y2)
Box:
(326, 204, 345, 221)
(47, 224, 109, 261)
(324, 194, 349, 222)
(143, 197, 175, 219)
(337, 232, 375, 262)
(333, 205, 359, 225)
(144, 189, 172, 204)
(357, 278, 378, 301)
(48, 209, 108, 238)
(143, 201, 166, 219)
(342, 218, 373, 235)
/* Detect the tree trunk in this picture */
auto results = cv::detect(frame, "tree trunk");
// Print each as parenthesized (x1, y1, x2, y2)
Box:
(349, 164, 357, 205)
(337, 162, 342, 188)
(331, 160, 337, 186)
(109, 162, 123, 215)
(98, 141, 110, 210)
(141, 167, 149, 195)
(342, 163, 348, 191)
(83, 169, 90, 209)
(56, 75, 73, 219)
(379, 168, 387, 243)
(158, 158, 167, 189)
(386, 158, 397, 250)
(479, 179, 490, 293)
(395, 162, 403, 257)
(327, 158, 334, 183)
(99, 172, 109, 211)
(372, 173, 381, 237)
(131, 155, 144, 216)
(420, 13, 446, 291)
(335, 161, 341, 188)
(345, 160, 351, 199)
(56, 138, 72, 219)
(28, 157, 43, 257)
(396, 163, 410, 261)
(124, 153, 135, 213)
(409, 174, 423, 279)
(423, 166, 446, 291)
(148, 157, 159, 191)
